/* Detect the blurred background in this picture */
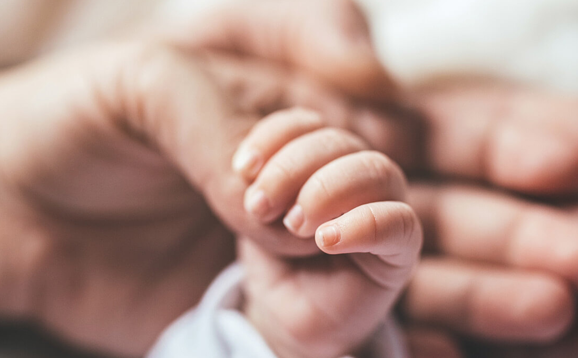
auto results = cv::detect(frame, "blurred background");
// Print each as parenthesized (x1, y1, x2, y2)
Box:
(0, 0, 576, 357)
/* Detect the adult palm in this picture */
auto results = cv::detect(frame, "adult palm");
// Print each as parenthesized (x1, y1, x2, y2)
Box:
(0, 42, 254, 356)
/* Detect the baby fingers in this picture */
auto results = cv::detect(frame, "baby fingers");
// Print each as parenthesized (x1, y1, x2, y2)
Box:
(316, 202, 422, 257)
(286, 151, 407, 237)
(316, 201, 422, 288)
(232, 108, 324, 180)
(239, 115, 369, 223)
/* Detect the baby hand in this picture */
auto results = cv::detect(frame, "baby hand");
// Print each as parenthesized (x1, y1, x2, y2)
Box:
(234, 108, 422, 358)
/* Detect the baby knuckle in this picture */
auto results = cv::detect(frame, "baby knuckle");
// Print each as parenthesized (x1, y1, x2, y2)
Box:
(316, 127, 366, 151)
(286, 107, 323, 124)
(359, 151, 406, 189)
(254, 107, 323, 137)
(267, 157, 299, 182)
(308, 173, 333, 202)
(395, 203, 423, 253)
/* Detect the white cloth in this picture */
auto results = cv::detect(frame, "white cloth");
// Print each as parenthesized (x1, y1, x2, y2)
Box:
(147, 263, 408, 358)
(358, 0, 578, 93)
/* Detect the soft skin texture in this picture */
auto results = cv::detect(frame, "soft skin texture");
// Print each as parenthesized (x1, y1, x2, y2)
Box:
(197, 34, 578, 354)
(0, 39, 421, 358)
(0, 0, 578, 356)
(236, 112, 421, 358)
(201, 46, 578, 351)
(0, 42, 361, 356)
(0, 42, 247, 356)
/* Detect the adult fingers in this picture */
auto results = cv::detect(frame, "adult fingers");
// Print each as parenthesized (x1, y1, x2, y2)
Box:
(409, 182, 578, 286)
(317, 201, 422, 289)
(401, 258, 574, 343)
(205, 54, 578, 195)
(416, 83, 578, 194)
(208, 61, 578, 195)
(404, 327, 463, 358)
(180, 0, 396, 100)
(466, 327, 578, 358)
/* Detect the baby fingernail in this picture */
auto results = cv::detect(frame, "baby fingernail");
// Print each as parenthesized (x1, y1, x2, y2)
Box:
(283, 205, 304, 233)
(232, 145, 262, 177)
(317, 225, 341, 248)
(244, 188, 270, 217)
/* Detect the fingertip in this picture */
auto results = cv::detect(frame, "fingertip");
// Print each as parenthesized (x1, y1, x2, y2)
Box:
(513, 276, 574, 342)
(244, 187, 271, 220)
(232, 144, 263, 179)
(490, 123, 578, 193)
(315, 224, 342, 252)
(283, 204, 305, 235)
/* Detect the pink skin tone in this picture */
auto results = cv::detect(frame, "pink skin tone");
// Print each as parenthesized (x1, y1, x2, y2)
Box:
(0, 40, 417, 358)
(205, 50, 578, 354)
(0, 0, 578, 356)
(234, 110, 421, 358)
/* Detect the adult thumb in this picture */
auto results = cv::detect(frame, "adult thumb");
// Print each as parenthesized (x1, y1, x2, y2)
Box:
(101, 42, 318, 256)
(173, 0, 397, 101)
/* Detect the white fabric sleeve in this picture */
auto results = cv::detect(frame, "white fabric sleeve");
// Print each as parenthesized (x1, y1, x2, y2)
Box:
(146, 263, 409, 358)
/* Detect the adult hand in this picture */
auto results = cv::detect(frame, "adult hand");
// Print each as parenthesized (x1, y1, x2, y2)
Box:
(175, 0, 578, 195)
(195, 53, 578, 358)
(0, 41, 328, 357)
(162, 0, 396, 101)
(178, 2, 578, 352)
(398, 83, 578, 347)
(465, 326, 578, 358)
(159, 0, 578, 356)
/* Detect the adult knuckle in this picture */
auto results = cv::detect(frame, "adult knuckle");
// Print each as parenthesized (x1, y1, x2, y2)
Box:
(512, 276, 574, 342)
(512, 209, 578, 280)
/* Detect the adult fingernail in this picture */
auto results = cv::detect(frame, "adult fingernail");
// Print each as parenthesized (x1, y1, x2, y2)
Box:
(317, 225, 341, 248)
(244, 188, 270, 217)
(232, 145, 262, 177)
(283, 205, 304, 233)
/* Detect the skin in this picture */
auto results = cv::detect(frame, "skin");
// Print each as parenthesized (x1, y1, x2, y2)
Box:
(201, 45, 578, 352)
(183, 3, 578, 354)
(236, 112, 421, 358)
(0, 0, 577, 356)
(0, 42, 245, 356)
(0, 39, 420, 358)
